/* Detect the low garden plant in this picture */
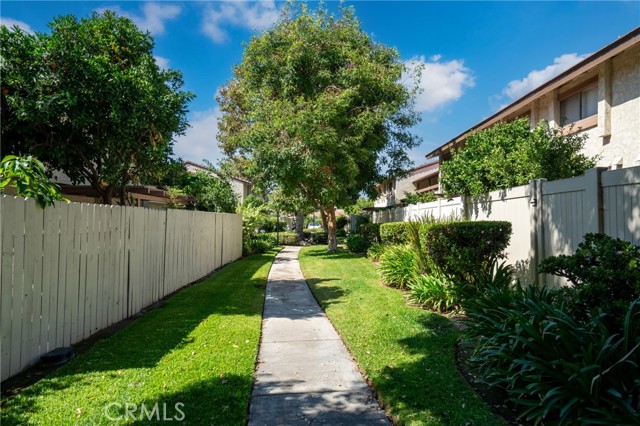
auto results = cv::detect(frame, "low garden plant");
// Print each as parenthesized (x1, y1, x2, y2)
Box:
(366, 242, 386, 261)
(408, 272, 458, 313)
(299, 246, 502, 425)
(462, 233, 640, 425)
(378, 244, 419, 289)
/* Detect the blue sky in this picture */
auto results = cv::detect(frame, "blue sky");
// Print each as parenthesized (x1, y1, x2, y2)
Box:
(2, 1, 639, 168)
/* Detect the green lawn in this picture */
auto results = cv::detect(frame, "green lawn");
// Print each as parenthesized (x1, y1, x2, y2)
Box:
(1, 249, 278, 426)
(299, 246, 503, 426)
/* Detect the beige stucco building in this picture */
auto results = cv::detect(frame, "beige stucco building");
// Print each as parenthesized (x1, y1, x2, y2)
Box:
(428, 27, 640, 172)
(374, 160, 439, 208)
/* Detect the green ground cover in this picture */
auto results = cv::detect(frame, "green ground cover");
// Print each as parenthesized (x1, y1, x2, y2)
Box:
(1, 249, 278, 426)
(299, 246, 503, 426)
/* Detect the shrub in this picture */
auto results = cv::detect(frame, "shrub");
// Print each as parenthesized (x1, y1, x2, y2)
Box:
(358, 223, 380, 248)
(345, 233, 367, 253)
(378, 245, 419, 289)
(336, 215, 350, 230)
(264, 231, 298, 245)
(404, 191, 437, 205)
(466, 286, 640, 425)
(366, 243, 386, 261)
(423, 221, 512, 284)
(540, 233, 640, 326)
(380, 222, 410, 245)
(303, 231, 328, 245)
(243, 234, 275, 255)
(409, 272, 458, 312)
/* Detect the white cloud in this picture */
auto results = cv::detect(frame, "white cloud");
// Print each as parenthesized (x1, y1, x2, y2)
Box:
(154, 55, 170, 70)
(0, 17, 34, 34)
(97, 2, 181, 35)
(201, 1, 280, 43)
(173, 108, 224, 165)
(498, 53, 589, 105)
(403, 55, 475, 113)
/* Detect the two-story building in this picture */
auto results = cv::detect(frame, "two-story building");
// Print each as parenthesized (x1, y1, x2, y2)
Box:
(428, 27, 640, 172)
(374, 160, 439, 208)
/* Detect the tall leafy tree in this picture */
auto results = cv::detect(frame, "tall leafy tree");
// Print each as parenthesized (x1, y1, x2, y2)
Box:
(440, 118, 597, 197)
(1, 11, 193, 204)
(218, 4, 420, 250)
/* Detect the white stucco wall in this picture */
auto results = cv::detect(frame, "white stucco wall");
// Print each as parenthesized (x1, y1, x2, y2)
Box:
(534, 44, 640, 169)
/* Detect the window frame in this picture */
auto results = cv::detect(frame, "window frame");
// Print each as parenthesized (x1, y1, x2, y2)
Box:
(559, 79, 598, 132)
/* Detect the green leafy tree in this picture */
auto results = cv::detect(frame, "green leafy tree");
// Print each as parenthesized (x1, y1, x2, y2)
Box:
(179, 171, 238, 213)
(1, 12, 193, 205)
(218, 4, 420, 251)
(344, 196, 374, 215)
(440, 118, 597, 197)
(0, 155, 68, 208)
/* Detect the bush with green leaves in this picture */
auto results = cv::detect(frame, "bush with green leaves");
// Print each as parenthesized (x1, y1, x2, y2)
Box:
(243, 233, 275, 255)
(409, 272, 458, 312)
(465, 284, 640, 425)
(378, 245, 419, 289)
(303, 231, 328, 245)
(0, 155, 68, 208)
(358, 223, 380, 248)
(540, 233, 640, 325)
(403, 191, 437, 205)
(345, 233, 367, 254)
(264, 231, 298, 245)
(366, 243, 386, 261)
(423, 221, 512, 284)
(336, 215, 350, 230)
(440, 118, 596, 197)
(380, 222, 410, 245)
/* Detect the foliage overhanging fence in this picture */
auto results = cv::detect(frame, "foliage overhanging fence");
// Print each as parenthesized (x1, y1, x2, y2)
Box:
(0, 196, 243, 381)
(372, 166, 640, 286)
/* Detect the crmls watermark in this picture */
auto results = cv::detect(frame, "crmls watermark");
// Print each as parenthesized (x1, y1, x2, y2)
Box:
(104, 402, 185, 422)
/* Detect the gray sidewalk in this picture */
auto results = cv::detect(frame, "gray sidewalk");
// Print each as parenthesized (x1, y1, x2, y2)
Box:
(248, 246, 390, 426)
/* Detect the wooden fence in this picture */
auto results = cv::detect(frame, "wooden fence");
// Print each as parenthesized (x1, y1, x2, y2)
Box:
(373, 166, 640, 286)
(1, 196, 242, 381)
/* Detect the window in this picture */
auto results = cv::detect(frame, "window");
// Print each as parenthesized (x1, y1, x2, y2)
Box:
(560, 85, 597, 125)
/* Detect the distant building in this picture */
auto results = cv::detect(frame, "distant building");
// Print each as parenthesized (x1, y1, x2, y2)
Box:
(427, 27, 640, 172)
(374, 160, 439, 208)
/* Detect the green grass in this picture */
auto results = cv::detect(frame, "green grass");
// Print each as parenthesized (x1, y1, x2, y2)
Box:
(299, 246, 503, 426)
(1, 249, 278, 426)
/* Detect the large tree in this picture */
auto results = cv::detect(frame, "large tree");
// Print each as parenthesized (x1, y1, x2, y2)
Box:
(218, 4, 420, 250)
(1, 11, 193, 204)
(440, 118, 597, 197)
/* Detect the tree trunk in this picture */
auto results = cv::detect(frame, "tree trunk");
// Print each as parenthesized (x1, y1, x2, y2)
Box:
(320, 209, 328, 231)
(100, 185, 114, 205)
(295, 210, 304, 241)
(325, 205, 338, 252)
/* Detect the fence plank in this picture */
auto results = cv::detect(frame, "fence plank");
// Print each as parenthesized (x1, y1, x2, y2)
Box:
(1, 197, 18, 380)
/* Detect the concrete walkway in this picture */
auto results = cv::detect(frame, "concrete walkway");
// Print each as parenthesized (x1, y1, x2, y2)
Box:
(249, 246, 390, 426)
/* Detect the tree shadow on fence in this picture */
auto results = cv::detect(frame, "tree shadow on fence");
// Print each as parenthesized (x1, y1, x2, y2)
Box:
(1, 251, 276, 425)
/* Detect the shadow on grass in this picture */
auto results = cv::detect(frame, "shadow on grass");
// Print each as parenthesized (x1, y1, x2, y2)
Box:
(1, 251, 277, 426)
(305, 281, 350, 308)
(371, 314, 501, 425)
(301, 248, 360, 260)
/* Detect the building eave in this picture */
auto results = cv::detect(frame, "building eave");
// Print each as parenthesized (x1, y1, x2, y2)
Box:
(426, 26, 640, 159)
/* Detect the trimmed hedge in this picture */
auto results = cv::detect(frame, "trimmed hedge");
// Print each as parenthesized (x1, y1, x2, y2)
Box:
(423, 221, 512, 283)
(358, 223, 380, 247)
(264, 231, 298, 245)
(380, 222, 411, 245)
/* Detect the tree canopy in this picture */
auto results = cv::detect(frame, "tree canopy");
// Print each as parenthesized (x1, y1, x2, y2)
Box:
(440, 118, 597, 197)
(1, 11, 194, 204)
(217, 4, 420, 250)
